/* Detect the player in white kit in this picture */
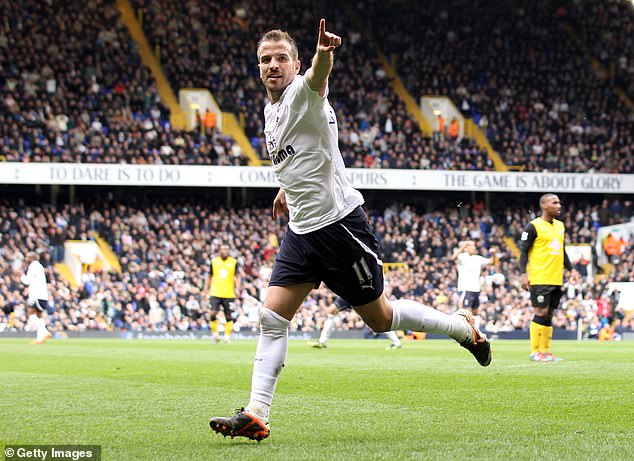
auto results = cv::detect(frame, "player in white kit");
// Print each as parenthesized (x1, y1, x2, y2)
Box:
(452, 241, 491, 330)
(210, 19, 491, 442)
(21, 252, 52, 344)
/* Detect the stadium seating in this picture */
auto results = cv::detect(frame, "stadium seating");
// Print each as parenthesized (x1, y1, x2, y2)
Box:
(4, 1, 630, 171)
(366, 0, 634, 173)
(0, 0, 247, 165)
(1, 2, 632, 338)
(134, 0, 492, 170)
(562, 0, 634, 100)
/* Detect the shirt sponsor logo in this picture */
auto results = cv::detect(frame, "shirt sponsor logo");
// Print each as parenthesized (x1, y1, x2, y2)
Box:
(270, 144, 296, 165)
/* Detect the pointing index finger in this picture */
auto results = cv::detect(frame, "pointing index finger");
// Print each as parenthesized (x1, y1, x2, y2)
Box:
(319, 18, 326, 38)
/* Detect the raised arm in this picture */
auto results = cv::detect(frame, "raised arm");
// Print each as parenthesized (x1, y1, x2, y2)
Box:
(20, 262, 36, 285)
(305, 19, 341, 96)
(451, 240, 470, 261)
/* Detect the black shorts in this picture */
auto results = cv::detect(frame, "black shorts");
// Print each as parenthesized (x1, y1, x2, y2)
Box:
(29, 299, 49, 313)
(210, 296, 235, 318)
(460, 291, 480, 310)
(270, 206, 384, 306)
(530, 285, 563, 310)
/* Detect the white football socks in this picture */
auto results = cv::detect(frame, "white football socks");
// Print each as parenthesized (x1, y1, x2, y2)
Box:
(246, 307, 290, 423)
(472, 314, 481, 331)
(390, 299, 470, 342)
(29, 314, 49, 341)
(28, 314, 39, 333)
(319, 314, 337, 345)
(37, 317, 50, 340)
(385, 330, 401, 346)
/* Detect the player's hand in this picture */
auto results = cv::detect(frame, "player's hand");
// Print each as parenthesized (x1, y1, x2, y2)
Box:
(520, 273, 529, 291)
(272, 188, 288, 219)
(317, 19, 341, 53)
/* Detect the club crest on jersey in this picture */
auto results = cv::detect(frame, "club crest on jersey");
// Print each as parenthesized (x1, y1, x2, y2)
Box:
(266, 133, 277, 152)
(270, 144, 296, 165)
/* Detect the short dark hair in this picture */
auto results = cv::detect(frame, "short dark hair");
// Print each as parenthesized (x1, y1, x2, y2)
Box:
(257, 29, 299, 61)
(539, 193, 557, 207)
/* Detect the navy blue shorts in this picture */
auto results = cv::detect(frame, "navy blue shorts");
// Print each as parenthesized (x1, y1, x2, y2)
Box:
(29, 299, 49, 313)
(460, 291, 480, 310)
(270, 206, 384, 306)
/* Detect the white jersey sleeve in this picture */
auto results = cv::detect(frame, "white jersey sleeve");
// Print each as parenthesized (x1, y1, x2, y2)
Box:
(264, 75, 363, 234)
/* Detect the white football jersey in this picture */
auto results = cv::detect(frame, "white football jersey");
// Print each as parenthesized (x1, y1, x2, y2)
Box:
(264, 75, 364, 234)
(456, 253, 490, 292)
(21, 260, 49, 301)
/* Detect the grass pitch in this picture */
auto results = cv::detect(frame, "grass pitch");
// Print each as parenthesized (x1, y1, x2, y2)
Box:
(0, 338, 632, 461)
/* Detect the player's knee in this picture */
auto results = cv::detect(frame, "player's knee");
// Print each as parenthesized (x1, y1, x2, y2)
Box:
(259, 307, 291, 338)
(364, 315, 391, 333)
(544, 308, 555, 326)
(356, 298, 392, 332)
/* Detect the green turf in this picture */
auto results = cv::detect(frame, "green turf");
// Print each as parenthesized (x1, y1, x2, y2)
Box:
(0, 338, 632, 460)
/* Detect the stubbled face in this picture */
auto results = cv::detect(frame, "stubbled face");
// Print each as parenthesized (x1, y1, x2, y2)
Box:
(466, 242, 477, 255)
(542, 195, 562, 217)
(220, 245, 230, 259)
(257, 40, 300, 101)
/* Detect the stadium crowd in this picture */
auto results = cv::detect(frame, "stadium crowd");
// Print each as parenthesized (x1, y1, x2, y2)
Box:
(3, 0, 632, 172)
(134, 0, 493, 170)
(133, 0, 634, 173)
(1, 1, 633, 340)
(368, 0, 634, 173)
(0, 0, 246, 165)
(1, 195, 632, 338)
(561, 0, 634, 100)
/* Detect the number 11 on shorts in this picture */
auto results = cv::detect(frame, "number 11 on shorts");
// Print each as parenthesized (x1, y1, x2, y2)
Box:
(352, 259, 374, 290)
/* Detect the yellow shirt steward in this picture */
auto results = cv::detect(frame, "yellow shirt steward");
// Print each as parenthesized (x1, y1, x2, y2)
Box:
(520, 217, 567, 286)
(209, 256, 237, 298)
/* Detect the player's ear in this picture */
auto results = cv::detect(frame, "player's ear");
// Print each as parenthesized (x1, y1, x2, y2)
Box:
(294, 59, 301, 74)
